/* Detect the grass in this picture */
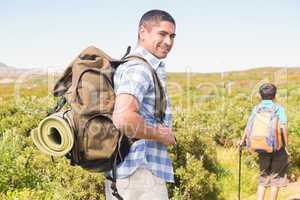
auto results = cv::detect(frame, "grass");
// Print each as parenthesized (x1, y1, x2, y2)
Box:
(1, 67, 300, 199)
(217, 146, 300, 200)
(217, 146, 258, 200)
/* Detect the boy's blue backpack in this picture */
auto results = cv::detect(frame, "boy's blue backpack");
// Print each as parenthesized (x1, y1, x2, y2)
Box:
(246, 104, 283, 153)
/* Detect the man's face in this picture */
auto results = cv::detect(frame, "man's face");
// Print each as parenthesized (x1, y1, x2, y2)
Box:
(139, 21, 176, 59)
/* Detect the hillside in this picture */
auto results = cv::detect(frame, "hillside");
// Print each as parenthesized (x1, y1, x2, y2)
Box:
(1, 62, 300, 83)
(168, 66, 300, 81)
(0, 62, 14, 71)
(0, 62, 8, 68)
(0, 62, 48, 84)
(0, 62, 18, 83)
(2, 65, 300, 98)
(0, 64, 299, 200)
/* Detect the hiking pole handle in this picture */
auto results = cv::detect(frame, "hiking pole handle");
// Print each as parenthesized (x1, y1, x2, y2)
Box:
(239, 144, 243, 153)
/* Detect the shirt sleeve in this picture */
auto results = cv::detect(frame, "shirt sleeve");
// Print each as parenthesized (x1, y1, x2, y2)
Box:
(114, 63, 152, 107)
(277, 106, 287, 125)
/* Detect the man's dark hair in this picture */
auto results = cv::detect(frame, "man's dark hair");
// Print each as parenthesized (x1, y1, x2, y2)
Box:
(139, 9, 176, 28)
(259, 83, 277, 100)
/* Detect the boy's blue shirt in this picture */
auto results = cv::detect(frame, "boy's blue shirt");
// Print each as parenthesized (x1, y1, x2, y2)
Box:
(250, 100, 287, 125)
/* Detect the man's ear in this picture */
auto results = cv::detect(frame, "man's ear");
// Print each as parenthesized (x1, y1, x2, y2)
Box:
(139, 26, 146, 41)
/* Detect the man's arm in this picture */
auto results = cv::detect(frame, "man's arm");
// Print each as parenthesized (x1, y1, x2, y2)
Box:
(112, 93, 176, 146)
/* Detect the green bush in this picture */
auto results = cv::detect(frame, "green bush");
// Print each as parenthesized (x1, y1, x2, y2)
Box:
(1, 72, 300, 199)
(1, 188, 49, 200)
(169, 108, 223, 199)
(0, 97, 106, 200)
(173, 154, 221, 200)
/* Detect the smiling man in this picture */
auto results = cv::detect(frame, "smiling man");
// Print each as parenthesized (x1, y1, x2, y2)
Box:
(105, 10, 176, 200)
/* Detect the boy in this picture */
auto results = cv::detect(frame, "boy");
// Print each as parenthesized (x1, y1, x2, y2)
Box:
(240, 83, 289, 200)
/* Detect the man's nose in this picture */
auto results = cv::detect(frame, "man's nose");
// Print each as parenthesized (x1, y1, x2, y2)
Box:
(164, 36, 173, 46)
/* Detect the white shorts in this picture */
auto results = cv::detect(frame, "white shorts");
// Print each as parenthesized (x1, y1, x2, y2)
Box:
(105, 168, 169, 200)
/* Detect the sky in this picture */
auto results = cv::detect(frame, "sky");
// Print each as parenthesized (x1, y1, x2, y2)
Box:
(1, 0, 300, 73)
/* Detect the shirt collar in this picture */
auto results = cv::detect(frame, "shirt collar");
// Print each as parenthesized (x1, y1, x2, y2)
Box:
(261, 100, 274, 104)
(132, 46, 165, 70)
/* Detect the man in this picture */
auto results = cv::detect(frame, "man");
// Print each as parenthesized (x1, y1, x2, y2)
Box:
(240, 83, 289, 200)
(105, 9, 176, 200)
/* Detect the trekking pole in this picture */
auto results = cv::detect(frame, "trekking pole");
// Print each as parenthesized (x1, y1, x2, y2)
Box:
(238, 144, 242, 200)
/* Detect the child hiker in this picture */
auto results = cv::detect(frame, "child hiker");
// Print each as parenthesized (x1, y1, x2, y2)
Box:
(240, 83, 289, 200)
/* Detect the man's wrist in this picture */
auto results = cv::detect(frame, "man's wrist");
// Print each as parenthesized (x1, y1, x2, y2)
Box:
(144, 125, 157, 141)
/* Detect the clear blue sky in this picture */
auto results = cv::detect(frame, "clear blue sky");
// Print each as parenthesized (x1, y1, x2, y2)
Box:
(1, 0, 299, 72)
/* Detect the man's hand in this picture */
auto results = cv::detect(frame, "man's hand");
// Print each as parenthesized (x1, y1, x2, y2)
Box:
(154, 124, 176, 146)
(113, 94, 177, 145)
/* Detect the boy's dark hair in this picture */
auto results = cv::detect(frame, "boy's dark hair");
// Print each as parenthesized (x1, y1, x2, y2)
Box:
(139, 9, 176, 28)
(259, 83, 277, 100)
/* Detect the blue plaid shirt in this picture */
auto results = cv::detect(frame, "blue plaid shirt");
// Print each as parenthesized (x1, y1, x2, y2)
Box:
(112, 46, 174, 182)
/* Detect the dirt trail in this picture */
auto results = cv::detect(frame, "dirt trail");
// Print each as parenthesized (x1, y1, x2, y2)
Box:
(244, 181, 300, 200)
(282, 181, 300, 200)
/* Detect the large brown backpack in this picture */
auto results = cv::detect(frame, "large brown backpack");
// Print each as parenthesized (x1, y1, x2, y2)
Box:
(51, 46, 166, 199)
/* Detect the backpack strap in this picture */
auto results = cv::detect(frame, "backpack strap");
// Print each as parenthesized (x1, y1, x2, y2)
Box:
(254, 103, 264, 113)
(47, 96, 67, 116)
(111, 155, 124, 200)
(124, 55, 167, 123)
(121, 46, 131, 60)
(255, 103, 279, 122)
(270, 104, 279, 113)
(105, 138, 125, 200)
(105, 165, 124, 200)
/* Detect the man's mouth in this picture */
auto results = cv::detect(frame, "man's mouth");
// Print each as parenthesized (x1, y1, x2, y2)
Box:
(159, 46, 170, 53)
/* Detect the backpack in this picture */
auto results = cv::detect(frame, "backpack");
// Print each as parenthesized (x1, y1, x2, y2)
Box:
(246, 104, 283, 153)
(51, 46, 166, 199)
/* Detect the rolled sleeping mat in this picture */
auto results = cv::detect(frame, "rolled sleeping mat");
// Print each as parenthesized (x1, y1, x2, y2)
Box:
(31, 111, 74, 157)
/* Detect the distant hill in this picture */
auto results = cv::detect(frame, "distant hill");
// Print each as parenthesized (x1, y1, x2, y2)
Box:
(0, 62, 14, 70)
(167, 66, 300, 90)
(0, 62, 17, 74)
(0, 61, 47, 77)
(1, 60, 300, 85)
(0, 62, 7, 67)
(0, 62, 43, 83)
(169, 66, 300, 77)
(0, 62, 57, 86)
